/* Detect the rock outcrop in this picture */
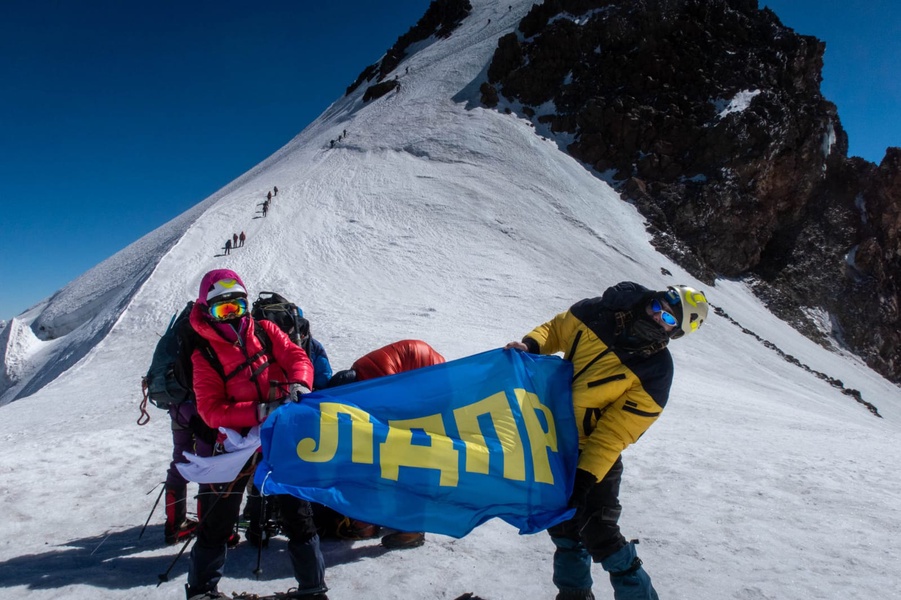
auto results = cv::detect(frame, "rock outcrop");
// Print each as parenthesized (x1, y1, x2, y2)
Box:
(347, 0, 473, 96)
(481, 0, 900, 382)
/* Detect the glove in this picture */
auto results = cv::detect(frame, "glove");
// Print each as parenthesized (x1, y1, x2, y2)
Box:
(288, 383, 311, 402)
(258, 384, 311, 422)
(569, 468, 598, 509)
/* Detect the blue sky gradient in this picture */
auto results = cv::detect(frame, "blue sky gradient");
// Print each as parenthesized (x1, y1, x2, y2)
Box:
(763, 0, 900, 162)
(1, 1, 898, 320)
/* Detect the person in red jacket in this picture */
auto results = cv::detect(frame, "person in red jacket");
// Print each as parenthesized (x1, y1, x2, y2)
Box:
(185, 269, 328, 600)
(324, 339, 445, 550)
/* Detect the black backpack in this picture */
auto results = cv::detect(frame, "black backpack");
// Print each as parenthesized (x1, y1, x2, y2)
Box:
(138, 301, 273, 422)
(142, 301, 202, 412)
(251, 291, 311, 352)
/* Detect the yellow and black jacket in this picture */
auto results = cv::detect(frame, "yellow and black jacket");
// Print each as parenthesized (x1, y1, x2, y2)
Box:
(522, 282, 673, 482)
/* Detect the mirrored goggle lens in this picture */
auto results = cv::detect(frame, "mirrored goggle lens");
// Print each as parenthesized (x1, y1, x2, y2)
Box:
(651, 299, 679, 327)
(209, 298, 248, 320)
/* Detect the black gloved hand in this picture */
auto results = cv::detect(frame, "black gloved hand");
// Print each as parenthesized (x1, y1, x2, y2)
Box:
(327, 369, 357, 388)
(569, 468, 598, 509)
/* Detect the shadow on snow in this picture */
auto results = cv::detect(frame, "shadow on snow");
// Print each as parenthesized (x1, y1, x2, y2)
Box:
(0, 525, 390, 592)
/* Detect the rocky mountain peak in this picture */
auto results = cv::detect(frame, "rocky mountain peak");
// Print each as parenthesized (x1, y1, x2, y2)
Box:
(480, 0, 900, 383)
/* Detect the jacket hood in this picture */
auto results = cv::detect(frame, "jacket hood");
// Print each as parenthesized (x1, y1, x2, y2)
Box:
(598, 281, 656, 311)
(197, 269, 247, 307)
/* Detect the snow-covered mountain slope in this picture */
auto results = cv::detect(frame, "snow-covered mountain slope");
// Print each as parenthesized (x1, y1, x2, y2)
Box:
(0, 1, 898, 599)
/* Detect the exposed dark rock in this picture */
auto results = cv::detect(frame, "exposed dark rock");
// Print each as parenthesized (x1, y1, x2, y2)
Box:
(347, 0, 473, 95)
(363, 79, 400, 102)
(479, 81, 499, 107)
(482, 0, 901, 383)
(711, 304, 882, 416)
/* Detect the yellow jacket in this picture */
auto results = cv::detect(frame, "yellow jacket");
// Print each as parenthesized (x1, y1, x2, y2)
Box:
(522, 287, 673, 482)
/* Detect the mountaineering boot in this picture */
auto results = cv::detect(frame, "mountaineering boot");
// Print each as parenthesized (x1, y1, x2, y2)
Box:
(227, 530, 241, 548)
(186, 592, 227, 600)
(600, 541, 660, 600)
(279, 590, 329, 599)
(166, 517, 198, 545)
(225, 593, 327, 600)
(555, 590, 596, 600)
(184, 583, 228, 599)
(165, 485, 198, 544)
(279, 588, 330, 599)
(381, 531, 425, 549)
(335, 517, 380, 540)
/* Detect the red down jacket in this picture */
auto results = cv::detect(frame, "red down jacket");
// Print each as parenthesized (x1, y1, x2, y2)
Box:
(189, 304, 313, 430)
(352, 339, 445, 380)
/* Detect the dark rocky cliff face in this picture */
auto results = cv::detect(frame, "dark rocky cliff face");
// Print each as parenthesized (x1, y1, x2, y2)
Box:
(482, 0, 900, 382)
(347, 0, 473, 98)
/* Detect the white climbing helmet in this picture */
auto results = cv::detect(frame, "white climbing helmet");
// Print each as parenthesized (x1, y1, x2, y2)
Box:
(664, 285, 709, 338)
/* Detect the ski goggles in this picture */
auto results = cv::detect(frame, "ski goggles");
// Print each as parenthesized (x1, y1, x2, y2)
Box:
(650, 298, 679, 327)
(209, 297, 248, 321)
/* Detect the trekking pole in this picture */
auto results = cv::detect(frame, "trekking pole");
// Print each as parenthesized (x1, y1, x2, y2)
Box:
(253, 488, 266, 578)
(156, 492, 222, 587)
(253, 470, 276, 578)
(157, 486, 219, 586)
(158, 533, 194, 585)
(139, 482, 166, 540)
(158, 464, 254, 586)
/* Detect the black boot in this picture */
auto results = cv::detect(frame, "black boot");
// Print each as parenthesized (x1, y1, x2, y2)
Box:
(184, 583, 227, 599)
(556, 589, 596, 600)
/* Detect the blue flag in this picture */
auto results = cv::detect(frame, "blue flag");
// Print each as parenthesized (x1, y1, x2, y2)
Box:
(255, 348, 577, 538)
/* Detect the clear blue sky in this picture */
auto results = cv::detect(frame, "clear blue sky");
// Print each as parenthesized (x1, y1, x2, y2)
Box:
(0, 1, 430, 321)
(763, 0, 901, 160)
(1, 1, 898, 321)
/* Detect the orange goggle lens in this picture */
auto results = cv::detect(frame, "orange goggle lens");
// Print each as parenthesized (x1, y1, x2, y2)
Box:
(209, 298, 248, 321)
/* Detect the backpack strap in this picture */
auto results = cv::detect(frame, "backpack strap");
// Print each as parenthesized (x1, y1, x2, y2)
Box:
(194, 336, 227, 381)
(220, 320, 274, 383)
(186, 320, 279, 406)
(254, 321, 272, 356)
(174, 319, 228, 387)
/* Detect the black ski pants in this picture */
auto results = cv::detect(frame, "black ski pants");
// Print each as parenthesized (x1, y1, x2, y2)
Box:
(548, 455, 627, 561)
(187, 467, 251, 595)
(277, 494, 327, 595)
(187, 460, 326, 596)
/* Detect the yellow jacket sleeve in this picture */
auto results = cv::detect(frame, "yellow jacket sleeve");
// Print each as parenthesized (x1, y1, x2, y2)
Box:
(524, 310, 579, 355)
(578, 385, 662, 481)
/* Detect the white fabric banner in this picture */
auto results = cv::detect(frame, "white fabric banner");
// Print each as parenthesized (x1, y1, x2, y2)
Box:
(175, 425, 261, 484)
